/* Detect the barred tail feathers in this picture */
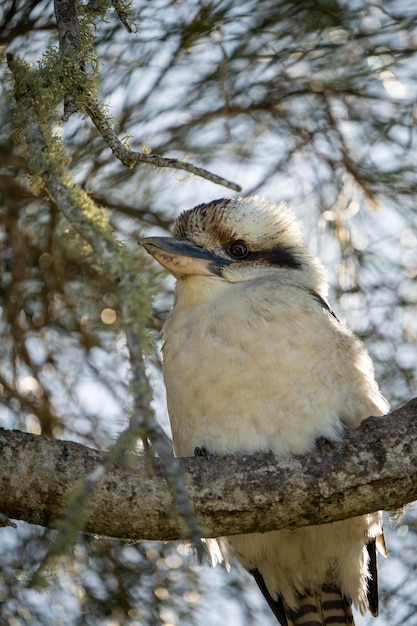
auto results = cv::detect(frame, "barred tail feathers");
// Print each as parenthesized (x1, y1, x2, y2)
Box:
(251, 569, 355, 626)
(284, 585, 355, 626)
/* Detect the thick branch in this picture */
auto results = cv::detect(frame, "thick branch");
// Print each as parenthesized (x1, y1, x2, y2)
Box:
(1, 399, 417, 540)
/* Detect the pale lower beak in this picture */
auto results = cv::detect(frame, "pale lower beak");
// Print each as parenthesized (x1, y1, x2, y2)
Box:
(141, 236, 228, 278)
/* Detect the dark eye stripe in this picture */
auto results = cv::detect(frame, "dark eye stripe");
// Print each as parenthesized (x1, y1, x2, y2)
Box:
(248, 244, 303, 269)
(255, 244, 302, 269)
(224, 241, 302, 269)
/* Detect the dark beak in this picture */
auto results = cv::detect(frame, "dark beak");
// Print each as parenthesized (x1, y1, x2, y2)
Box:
(141, 236, 228, 278)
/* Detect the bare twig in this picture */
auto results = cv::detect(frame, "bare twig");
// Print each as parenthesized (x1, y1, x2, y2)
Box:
(54, 0, 83, 58)
(85, 99, 241, 191)
(53, 0, 85, 120)
(111, 0, 133, 33)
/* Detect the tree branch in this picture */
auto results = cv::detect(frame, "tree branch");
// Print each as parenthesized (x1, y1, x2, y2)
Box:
(53, 0, 241, 191)
(85, 99, 242, 191)
(7, 51, 204, 554)
(1, 399, 416, 541)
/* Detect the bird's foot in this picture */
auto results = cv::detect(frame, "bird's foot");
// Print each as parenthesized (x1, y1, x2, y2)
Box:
(194, 446, 211, 460)
(315, 436, 334, 452)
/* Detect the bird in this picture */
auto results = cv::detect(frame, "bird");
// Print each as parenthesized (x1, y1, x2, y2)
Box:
(141, 195, 389, 626)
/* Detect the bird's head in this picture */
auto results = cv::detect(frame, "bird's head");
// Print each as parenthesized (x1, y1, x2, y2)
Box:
(141, 196, 328, 296)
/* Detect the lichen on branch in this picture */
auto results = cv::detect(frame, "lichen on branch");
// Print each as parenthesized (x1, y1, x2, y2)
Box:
(7, 47, 204, 562)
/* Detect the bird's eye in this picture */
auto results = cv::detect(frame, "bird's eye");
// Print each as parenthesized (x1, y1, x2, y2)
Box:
(228, 240, 249, 259)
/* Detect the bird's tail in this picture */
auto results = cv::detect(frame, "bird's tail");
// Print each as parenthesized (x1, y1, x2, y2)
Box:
(284, 584, 354, 626)
(251, 569, 355, 626)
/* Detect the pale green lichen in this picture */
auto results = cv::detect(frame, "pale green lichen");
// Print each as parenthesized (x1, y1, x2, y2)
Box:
(9, 45, 154, 349)
(7, 3, 164, 579)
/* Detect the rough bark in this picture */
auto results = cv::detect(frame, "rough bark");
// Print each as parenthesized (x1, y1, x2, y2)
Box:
(1, 398, 416, 541)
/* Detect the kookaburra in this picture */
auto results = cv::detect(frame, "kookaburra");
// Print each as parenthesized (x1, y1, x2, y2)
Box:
(142, 196, 389, 626)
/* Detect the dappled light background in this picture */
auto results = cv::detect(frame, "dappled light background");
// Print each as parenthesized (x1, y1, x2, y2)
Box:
(0, 0, 416, 623)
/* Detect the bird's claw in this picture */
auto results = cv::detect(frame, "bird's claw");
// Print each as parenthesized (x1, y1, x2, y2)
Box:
(194, 446, 211, 460)
(315, 436, 334, 452)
